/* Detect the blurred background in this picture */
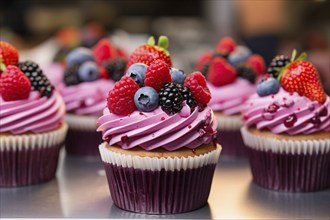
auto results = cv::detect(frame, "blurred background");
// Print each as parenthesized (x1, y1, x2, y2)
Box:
(1, 0, 329, 91)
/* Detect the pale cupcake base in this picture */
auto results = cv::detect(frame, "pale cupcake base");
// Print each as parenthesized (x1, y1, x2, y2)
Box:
(215, 112, 247, 157)
(241, 126, 330, 192)
(0, 123, 68, 187)
(99, 143, 221, 214)
(64, 114, 102, 156)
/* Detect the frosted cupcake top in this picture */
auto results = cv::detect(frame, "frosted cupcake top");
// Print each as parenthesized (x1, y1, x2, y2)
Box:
(242, 50, 329, 135)
(58, 39, 127, 116)
(0, 41, 65, 134)
(196, 37, 266, 115)
(97, 36, 217, 151)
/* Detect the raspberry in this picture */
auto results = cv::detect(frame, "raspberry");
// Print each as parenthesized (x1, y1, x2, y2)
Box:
(0, 65, 31, 101)
(93, 39, 116, 65)
(107, 76, 139, 115)
(159, 83, 183, 115)
(144, 60, 172, 92)
(207, 57, 237, 87)
(216, 37, 236, 53)
(184, 72, 211, 105)
(19, 61, 54, 97)
(245, 54, 265, 76)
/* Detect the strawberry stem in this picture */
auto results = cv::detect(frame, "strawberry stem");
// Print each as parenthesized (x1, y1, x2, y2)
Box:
(158, 36, 169, 50)
(291, 49, 297, 62)
(0, 58, 6, 71)
(147, 36, 155, 46)
(296, 52, 307, 61)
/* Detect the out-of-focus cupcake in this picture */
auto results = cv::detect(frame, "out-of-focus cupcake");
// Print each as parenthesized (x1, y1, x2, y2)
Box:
(241, 50, 330, 192)
(59, 39, 127, 157)
(97, 36, 221, 214)
(0, 41, 67, 187)
(196, 37, 266, 157)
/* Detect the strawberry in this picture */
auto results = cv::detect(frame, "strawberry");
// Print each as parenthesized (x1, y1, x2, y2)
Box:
(196, 51, 212, 71)
(216, 37, 236, 54)
(0, 41, 19, 73)
(245, 54, 265, 76)
(0, 65, 31, 101)
(93, 39, 117, 65)
(281, 60, 326, 103)
(207, 57, 237, 87)
(144, 60, 172, 92)
(126, 36, 172, 70)
(184, 72, 211, 105)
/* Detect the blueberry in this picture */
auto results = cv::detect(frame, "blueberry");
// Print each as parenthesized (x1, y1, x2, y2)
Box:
(126, 63, 148, 87)
(170, 68, 186, 84)
(134, 87, 159, 112)
(78, 61, 99, 82)
(256, 78, 280, 97)
(228, 46, 252, 67)
(66, 47, 95, 68)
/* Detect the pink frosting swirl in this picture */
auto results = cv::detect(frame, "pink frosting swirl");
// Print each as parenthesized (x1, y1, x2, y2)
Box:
(97, 103, 217, 151)
(0, 91, 65, 134)
(208, 78, 255, 115)
(242, 88, 330, 134)
(58, 79, 114, 116)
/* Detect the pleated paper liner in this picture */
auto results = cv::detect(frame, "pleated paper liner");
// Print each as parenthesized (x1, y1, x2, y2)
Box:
(64, 114, 102, 156)
(241, 126, 330, 192)
(215, 112, 247, 157)
(99, 143, 221, 214)
(0, 123, 68, 187)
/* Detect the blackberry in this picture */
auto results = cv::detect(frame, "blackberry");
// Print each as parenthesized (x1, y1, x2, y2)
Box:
(103, 58, 127, 82)
(64, 64, 80, 86)
(237, 66, 256, 84)
(18, 61, 54, 97)
(159, 83, 183, 115)
(267, 55, 290, 78)
(177, 84, 197, 110)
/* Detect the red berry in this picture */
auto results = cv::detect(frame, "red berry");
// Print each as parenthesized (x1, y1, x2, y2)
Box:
(245, 54, 265, 76)
(207, 57, 237, 87)
(0, 41, 19, 73)
(281, 60, 326, 103)
(93, 39, 116, 65)
(265, 104, 279, 113)
(184, 71, 211, 105)
(144, 60, 172, 92)
(284, 113, 297, 128)
(310, 116, 321, 127)
(0, 65, 31, 101)
(107, 76, 139, 115)
(196, 52, 212, 71)
(216, 37, 236, 53)
(319, 107, 328, 117)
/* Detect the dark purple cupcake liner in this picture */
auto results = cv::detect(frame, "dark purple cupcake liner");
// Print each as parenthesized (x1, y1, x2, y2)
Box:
(246, 147, 330, 192)
(216, 128, 247, 157)
(103, 162, 217, 214)
(0, 143, 63, 187)
(65, 128, 102, 156)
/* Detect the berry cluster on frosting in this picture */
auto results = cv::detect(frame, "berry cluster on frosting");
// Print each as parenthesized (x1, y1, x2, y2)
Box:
(257, 50, 326, 104)
(107, 36, 211, 116)
(63, 38, 127, 86)
(196, 37, 266, 87)
(0, 41, 54, 101)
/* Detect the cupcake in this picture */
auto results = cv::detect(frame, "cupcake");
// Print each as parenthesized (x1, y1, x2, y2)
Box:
(241, 50, 330, 192)
(97, 36, 221, 214)
(196, 37, 266, 156)
(0, 41, 67, 187)
(59, 38, 127, 156)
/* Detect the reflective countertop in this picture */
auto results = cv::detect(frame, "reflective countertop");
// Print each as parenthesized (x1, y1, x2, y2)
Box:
(1, 150, 329, 219)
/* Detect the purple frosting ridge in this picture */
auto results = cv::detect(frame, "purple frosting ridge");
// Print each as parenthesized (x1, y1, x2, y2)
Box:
(58, 79, 114, 116)
(241, 88, 330, 134)
(208, 78, 255, 115)
(0, 91, 65, 134)
(97, 104, 217, 151)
